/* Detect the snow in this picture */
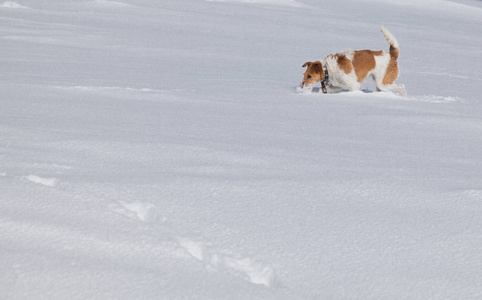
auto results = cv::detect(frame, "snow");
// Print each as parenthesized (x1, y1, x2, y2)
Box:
(205, 0, 307, 7)
(0, 1, 27, 8)
(1, 0, 481, 299)
(25, 175, 59, 187)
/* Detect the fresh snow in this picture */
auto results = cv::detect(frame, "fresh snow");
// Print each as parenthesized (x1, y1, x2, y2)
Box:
(205, 0, 307, 7)
(1, 0, 481, 299)
(0, 1, 27, 8)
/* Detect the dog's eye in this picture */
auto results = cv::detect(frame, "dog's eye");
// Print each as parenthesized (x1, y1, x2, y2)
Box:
(307, 75, 312, 79)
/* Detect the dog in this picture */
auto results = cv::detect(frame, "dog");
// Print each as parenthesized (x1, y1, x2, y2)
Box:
(300, 26, 406, 97)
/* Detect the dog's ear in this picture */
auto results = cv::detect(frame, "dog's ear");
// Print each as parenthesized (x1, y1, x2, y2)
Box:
(302, 62, 312, 68)
(312, 61, 322, 74)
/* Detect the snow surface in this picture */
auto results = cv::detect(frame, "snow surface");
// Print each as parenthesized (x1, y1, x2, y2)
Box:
(1, 0, 481, 299)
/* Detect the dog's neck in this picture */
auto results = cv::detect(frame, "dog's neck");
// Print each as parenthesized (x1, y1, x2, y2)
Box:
(321, 65, 329, 94)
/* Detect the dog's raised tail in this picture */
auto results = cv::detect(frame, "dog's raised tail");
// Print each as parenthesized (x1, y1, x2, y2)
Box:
(381, 25, 399, 59)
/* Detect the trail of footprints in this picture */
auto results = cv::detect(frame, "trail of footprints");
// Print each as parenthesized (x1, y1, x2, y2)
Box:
(25, 174, 59, 187)
(176, 236, 274, 287)
(13, 166, 274, 287)
(109, 200, 275, 287)
(14, 165, 482, 288)
(13, 164, 482, 288)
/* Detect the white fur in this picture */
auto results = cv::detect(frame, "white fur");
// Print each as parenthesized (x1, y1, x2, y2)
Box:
(323, 50, 360, 92)
(371, 52, 405, 95)
(372, 52, 391, 86)
(381, 25, 399, 49)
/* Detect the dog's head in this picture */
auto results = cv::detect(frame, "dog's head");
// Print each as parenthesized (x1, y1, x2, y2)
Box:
(301, 61, 324, 88)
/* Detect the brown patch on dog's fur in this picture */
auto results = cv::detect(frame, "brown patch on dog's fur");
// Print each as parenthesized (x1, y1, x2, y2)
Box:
(335, 54, 352, 74)
(301, 61, 324, 86)
(383, 58, 399, 85)
(389, 45, 399, 59)
(352, 50, 383, 82)
(382, 45, 400, 84)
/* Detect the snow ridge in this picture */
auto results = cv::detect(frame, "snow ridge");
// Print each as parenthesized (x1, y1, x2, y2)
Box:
(107, 199, 274, 286)
(178, 237, 274, 287)
(25, 175, 58, 187)
(0, 1, 27, 8)
(205, 0, 307, 7)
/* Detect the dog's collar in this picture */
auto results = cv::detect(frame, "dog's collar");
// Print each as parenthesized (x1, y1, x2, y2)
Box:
(321, 67, 329, 94)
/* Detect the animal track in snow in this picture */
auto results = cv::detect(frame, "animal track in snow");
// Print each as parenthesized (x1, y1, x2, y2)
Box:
(205, 0, 307, 8)
(109, 201, 157, 222)
(107, 199, 274, 286)
(177, 237, 274, 287)
(55, 85, 168, 94)
(417, 95, 462, 103)
(0, 1, 28, 8)
(25, 175, 58, 187)
(459, 189, 482, 199)
(92, 0, 130, 7)
(32, 163, 72, 172)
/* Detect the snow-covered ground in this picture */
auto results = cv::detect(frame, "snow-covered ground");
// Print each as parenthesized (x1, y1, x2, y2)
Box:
(1, 0, 481, 299)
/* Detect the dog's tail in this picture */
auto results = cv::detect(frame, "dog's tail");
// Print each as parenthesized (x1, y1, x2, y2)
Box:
(381, 25, 399, 59)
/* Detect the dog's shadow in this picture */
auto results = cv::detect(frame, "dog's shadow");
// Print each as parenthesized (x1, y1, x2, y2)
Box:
(311, 87, 375, 94)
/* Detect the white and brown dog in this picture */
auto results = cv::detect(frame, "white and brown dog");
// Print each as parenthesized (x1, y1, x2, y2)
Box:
(300, 26, 406, 96)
